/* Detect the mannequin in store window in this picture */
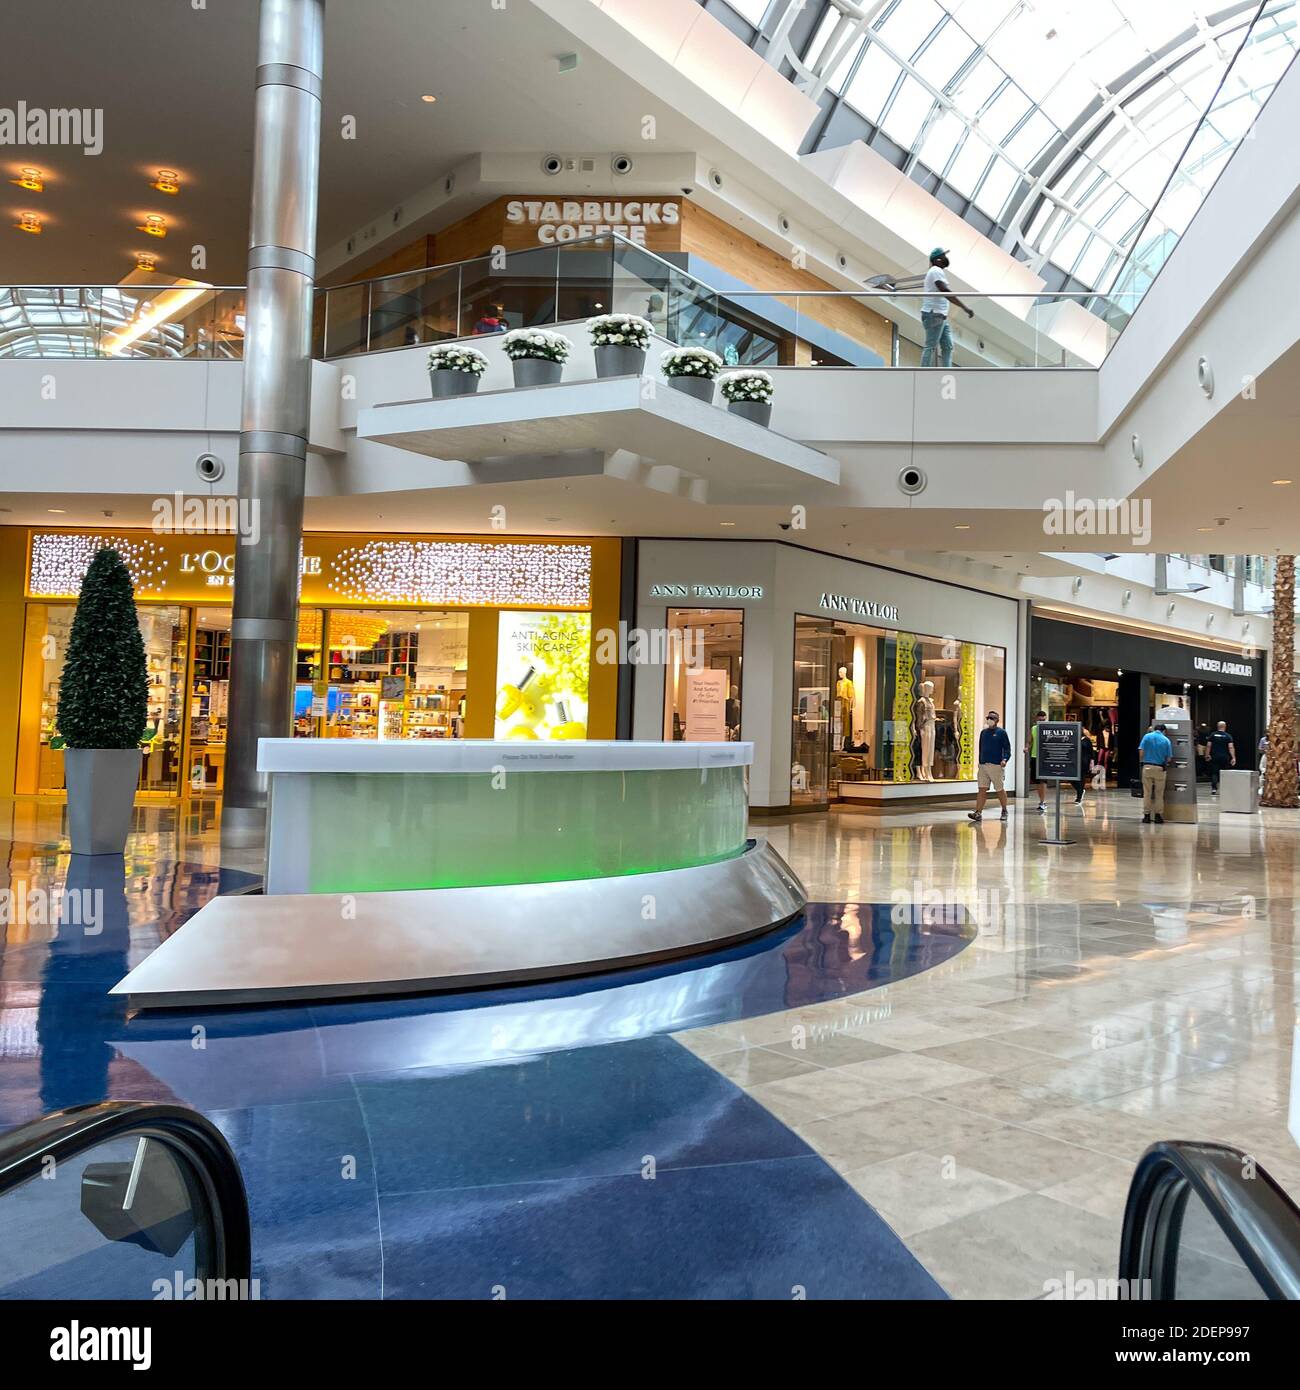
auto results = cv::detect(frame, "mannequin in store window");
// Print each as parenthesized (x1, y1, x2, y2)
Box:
(836, 665, 855, 749)
(914, 679, 937, 780)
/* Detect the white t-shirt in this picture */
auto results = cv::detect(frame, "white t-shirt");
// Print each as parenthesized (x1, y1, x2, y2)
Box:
(921, 266, 950, 315)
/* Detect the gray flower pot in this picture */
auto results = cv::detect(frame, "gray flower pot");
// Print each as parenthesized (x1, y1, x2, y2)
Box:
(667, 375, 715, 403)
(728, 399, 772, 428)
(429, 368, 482, 399)
(594, 344, 646, 378)
(64, 747, 141, 855)
(512, 356, 564, 388)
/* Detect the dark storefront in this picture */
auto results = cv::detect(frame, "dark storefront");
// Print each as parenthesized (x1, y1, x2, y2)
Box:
(1031, 617, 1264, 790)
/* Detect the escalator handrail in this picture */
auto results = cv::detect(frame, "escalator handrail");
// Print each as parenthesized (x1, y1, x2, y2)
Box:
(1120, 1140, 1300, 1300)
(0, 1101, 251, 1283)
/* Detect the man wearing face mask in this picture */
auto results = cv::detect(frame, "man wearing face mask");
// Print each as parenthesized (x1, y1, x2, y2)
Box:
(919, 248, 975, 368)
(967, 710, 1012, 823)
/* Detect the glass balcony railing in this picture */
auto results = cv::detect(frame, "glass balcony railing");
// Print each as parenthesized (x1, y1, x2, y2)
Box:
(307, 235, 1143, 369)
(2, 242, 1141, 368)
(0, 285, 247, 360)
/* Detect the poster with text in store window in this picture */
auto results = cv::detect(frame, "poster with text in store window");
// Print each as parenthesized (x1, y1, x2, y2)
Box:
(494, 611, 591, 740)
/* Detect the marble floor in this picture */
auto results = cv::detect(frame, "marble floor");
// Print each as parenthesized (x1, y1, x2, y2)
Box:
(1, 787, 1297, 1299)
(682, 790, 1300, 1298)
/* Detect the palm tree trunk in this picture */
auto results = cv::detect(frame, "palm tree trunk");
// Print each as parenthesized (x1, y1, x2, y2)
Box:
(1260, 555, 1298, 808)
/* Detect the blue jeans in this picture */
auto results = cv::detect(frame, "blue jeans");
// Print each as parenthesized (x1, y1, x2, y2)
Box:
(920, 311, 953, 368)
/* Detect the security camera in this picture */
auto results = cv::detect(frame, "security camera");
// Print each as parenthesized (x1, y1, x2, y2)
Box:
(681, 187, 694, 196)
(611, 154, 633, 176)
(897, 465, 926, 496)
(541, 154, 563, 176)
(778, 522, 792, 531)
(196, 453, 225, 483)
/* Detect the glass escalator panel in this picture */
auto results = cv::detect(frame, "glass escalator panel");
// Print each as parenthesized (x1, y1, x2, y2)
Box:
(1172, 1183, 1269, 1300)
(0, 1103, 251, 1302)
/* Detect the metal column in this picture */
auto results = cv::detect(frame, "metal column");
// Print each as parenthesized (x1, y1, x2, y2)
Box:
(223, 0, 325, 846)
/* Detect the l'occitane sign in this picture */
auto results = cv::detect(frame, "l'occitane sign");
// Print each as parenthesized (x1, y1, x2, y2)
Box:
(26, 529, 597, 611)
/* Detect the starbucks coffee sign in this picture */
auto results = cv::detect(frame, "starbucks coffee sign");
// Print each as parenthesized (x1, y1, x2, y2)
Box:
(506, 199, 681, 246)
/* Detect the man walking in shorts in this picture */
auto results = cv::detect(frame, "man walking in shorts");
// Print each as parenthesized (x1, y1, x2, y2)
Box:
(968, 711, 1012, 822)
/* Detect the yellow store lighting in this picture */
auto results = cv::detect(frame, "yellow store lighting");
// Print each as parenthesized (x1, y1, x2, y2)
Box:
(150, 169, 180, 195)
(15, 212, 41, 234)
(138, 214, 167, 238)
(12, 167, 44, 192)
(135, 252, 158, 272)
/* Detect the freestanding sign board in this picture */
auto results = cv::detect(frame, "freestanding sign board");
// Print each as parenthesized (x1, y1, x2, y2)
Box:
(1038, 722, 1081, 781)
(1037, 721, 1081, 844)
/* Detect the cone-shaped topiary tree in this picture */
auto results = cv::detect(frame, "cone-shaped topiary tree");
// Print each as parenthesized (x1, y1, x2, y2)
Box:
(56, 548, 148, 749)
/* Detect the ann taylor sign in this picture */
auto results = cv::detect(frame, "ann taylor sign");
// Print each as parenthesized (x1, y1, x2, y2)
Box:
(649, 583, 763, 599)
(819, 593, 899, 623)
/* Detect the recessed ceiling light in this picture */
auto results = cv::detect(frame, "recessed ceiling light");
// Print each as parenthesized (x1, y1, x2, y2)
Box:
(720, 521, 736, 527)
(150, 169, 180, 195)
(421, 94, 437, 103)
(1197, 527, 1212, 532)
(47, 508, 66, 514)
(14, 212, 41, 234)
(1272, 479, 1292, 485)
(12, 167, 43, 192)
(137, 213, 167, 238)
(953, 523, 971, 530)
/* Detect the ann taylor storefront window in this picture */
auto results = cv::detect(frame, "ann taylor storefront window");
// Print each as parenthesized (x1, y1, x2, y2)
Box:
(791, 615, 1006, 807)
(663, 608, 743, 741)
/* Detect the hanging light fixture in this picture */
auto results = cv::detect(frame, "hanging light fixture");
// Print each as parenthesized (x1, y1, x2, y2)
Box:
(11, 167, 44, 192)
(150, 169, 180, 195)
(14, 212, 41, 234)
(137, 214, 167, 238)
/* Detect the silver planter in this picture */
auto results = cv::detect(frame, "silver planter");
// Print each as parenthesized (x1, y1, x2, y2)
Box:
(511, 356, 564, 388)
(728, 398, 773, 427)
(429, 368, 482, 399)
(594, 344, 646, 378)
(64, 747, 141, 856)
(667, 375, 715, 403)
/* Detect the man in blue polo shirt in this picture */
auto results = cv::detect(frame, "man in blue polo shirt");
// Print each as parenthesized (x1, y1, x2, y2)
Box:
(967, 710, 1012, 823)
(1139, 722, 1174, 825)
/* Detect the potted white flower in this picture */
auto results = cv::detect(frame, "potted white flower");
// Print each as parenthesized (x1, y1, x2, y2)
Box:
(661, 346, 723, 403)
(720, 369, 775, 427)
(502, 327, 572, 388)
(428, 343, 490, 398)
(588, 313, 652, 378)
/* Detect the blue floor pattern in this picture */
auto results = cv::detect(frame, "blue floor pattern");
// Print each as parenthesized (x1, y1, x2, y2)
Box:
(0, 848, 969, 1299)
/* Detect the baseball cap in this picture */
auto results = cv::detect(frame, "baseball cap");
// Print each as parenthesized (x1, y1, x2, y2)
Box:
(929, 247, 949, 261)
(986, 711, 999, 720)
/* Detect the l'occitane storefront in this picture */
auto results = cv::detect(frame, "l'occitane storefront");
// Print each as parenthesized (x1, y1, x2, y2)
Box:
(0, 528, 620, 801)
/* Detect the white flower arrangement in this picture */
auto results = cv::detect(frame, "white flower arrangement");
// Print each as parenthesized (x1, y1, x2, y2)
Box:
(428, 344, 489, 375)
(502, 328, 573, 363)
(719, 369, 774, 403)
(587, 313, 652, 349)
(661, 346, 723, 379)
